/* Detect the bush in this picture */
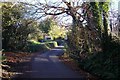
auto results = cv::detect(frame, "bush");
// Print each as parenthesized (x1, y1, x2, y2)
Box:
(26, 40, 58, 52)
(66, 37, 120, 79)
(79, 40, 120, 79)
(26, 40, 49, 52)
(0, 55, 6, 61)
(27, 44, 49, 52)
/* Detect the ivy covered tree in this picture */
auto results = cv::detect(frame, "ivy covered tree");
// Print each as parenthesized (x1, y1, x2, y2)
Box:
(100, 2, 110, 52)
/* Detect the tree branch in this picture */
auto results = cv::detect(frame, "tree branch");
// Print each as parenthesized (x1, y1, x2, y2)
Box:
(45, 11, 67, 15)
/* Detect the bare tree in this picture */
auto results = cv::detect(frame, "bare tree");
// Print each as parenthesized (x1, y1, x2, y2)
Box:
(22, 0, 89, 27)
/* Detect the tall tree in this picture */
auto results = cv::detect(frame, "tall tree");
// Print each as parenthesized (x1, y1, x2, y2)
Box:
(100, 2, 110, 52)
(39, 18, 53, 34)
(2, 2, 39, 51)
(2, 2, 24, 51)
(22, 0, 110, 55)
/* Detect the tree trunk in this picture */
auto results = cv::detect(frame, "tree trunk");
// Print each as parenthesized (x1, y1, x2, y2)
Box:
(102, 11, 109, 52)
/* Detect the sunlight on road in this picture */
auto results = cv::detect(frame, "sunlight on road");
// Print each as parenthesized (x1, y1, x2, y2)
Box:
(49, 56, 58, 58)
(51, 48, 63, 51)
(34, 57, 49, 62)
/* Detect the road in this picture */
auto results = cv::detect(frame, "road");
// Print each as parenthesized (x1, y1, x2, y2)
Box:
(18, 46, 84, 78)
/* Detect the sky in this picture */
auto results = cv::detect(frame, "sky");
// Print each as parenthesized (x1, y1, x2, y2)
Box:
(0, 0, 119, 25)
(0, 0, 119, 11)
(0, 0, 119, 8)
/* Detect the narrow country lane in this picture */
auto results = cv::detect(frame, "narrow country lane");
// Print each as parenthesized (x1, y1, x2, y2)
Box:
(21, 46, 84, 78)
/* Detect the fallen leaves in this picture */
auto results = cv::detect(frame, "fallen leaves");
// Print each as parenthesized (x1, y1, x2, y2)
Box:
(2, 52, 33, 78)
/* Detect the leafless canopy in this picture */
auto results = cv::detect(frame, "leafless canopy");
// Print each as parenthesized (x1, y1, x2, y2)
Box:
(21, 0, 90, 25)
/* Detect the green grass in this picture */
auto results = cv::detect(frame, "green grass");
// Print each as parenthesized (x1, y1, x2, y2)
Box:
(27, 44, 49, 52)
(28, 40, 41, 45)
(0, 56, 6, 60)
(44, 41, 58, 48)
(26, 40, 58, 52)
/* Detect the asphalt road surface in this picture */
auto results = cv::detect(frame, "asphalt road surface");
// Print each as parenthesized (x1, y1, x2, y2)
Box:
(18, 46, 84, 78)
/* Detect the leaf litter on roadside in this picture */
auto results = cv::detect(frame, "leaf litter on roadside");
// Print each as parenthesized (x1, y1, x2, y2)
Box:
(2, 52, 33, 78)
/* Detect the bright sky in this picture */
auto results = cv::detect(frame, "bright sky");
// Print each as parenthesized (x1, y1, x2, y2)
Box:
(0, 0, 119, 10)
(0, 0, 120, 25)
(1, 0, 119, 10)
